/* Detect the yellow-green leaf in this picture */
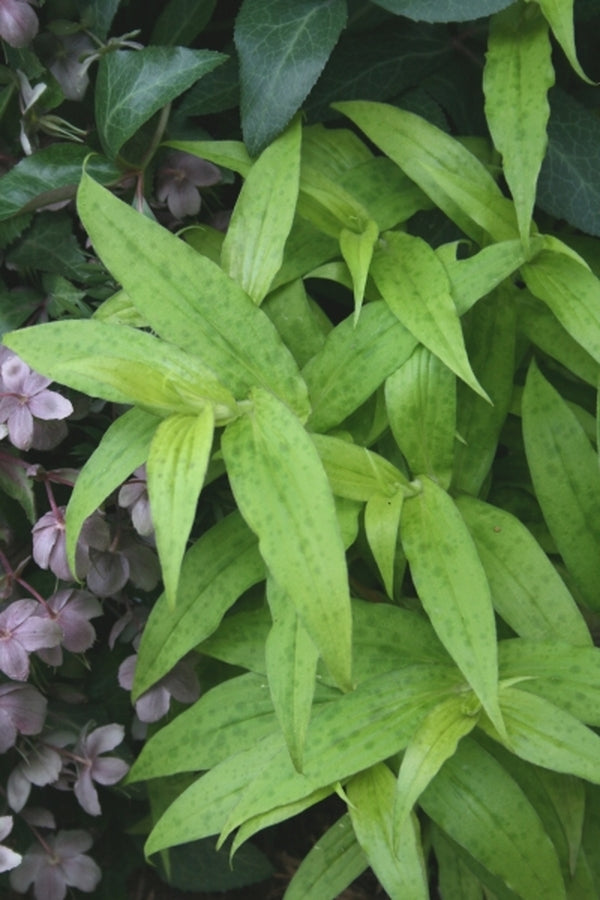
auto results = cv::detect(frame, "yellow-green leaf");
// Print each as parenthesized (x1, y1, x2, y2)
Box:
(364, 490, 404, 599)
(536, 0, 594, 83)
(339, 218, 379, 321)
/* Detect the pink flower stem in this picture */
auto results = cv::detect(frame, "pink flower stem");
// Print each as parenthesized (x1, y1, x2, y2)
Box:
(44, 480, 60, 517)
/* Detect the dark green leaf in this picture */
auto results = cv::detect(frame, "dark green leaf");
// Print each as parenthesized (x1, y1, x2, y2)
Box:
(0, 145, 120, 221)
(95, 47, 227, 158)
(234, 0, 347, 155)
(369, 0, 512, 21)
(81, 0, 122, 39)
(0, 452, 35, 522)
(176, 55, 239, 116)
(284, 814, 368, 900)
(150, 0, 216, 45)
(158, 836, 272, 893)
(6, 213, 89, 281)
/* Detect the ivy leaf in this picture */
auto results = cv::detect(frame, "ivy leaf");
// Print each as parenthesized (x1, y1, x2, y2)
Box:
(65, 407, 160, 574)
(81, 0, 122, 39)
(0, 145, 119, 221)
(483, 1, 554, 247)
(234, 0, 347, 155)
(221, 116, 301, 304)
(400, 477, 503, 734)
(150, 0, 217, 45)
(221, 388, 353, 691)
(420, 737, 565, 900)
(133, 513, 264, 699)
(284, 814, 368, 899)
(522, 361, 600, 611)
(146, 410, 214, 608)
(95, 47, 227, 158)
(537, 89, 600, 238)
(369, 0, 512, 22)
(347, 764, 428, 899)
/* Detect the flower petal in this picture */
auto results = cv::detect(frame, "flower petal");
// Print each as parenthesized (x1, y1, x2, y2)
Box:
(0, 0, 38, 48)
(29, 390, 73, 421)
(84, 723, 124, 757)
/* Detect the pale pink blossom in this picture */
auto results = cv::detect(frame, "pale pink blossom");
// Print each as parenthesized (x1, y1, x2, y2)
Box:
(0, 682, 47, 752)
(0, 816, 22, 874)
(0, 599, 62, 680)
(118, 466, 153, 536)
(8, 743, 63, 811)
(0, 353, 72, 451)
(0, 0, 38, 48)
(156, 151, 220, 219)
(36, 589, 102, 666)
(72, 724, 129, 816)
(10, 830, 101, 900)
(118, 653, 200, 722)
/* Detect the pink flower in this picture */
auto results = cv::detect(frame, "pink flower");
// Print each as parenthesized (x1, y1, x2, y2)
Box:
(36, 589, 102, 666)
(72, 724, 129, 816)
(8, 743, 63, 812)
(0, 816, 22, 874)
(118, 654, 200, 723)
(0, 0, 38, 48)
(0, 682, 47, 752)
(0, 599, 62, 680)
(10, 830, 101, 900)
(118, 466, 153, 536)
(155, 151, 220, 219)
(0, 352, 72, 451)
(32, 508, 107, 583)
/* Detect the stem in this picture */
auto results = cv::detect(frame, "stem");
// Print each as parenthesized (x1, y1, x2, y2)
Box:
(139, 101, 172, 172)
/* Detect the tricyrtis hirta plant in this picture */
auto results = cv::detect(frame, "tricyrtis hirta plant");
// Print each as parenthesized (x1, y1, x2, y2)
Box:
(3, 0, 600, 897)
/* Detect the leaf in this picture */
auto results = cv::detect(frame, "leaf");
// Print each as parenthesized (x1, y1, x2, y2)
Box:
(498, 640, 600, 727)
(483, 1, 554, 246)
(284, 814, 368, 900)
(95, 47, 227, 158)
(334, 100, 518, 244)
(420, 737, 566, 900)
(537, 89, 600, 239)
(234, 0, 347, 155)
(265, 579, 318, 770)
(385, 345, 456, 487)
(0, 452, 35, 522)
(372, 231, 488, 400)
(150, 0, 217, 45)
(3, 320, 237, 420)
(263, 279, 328, 368)
(535, 0, 594, 83)
(483, 686, 600, 785)
(221, 388, 352, 691)
(146, 411, 214, 608)
(394, 694, 480, 838)
(339, 218, 379, 320)
(443, 239, 537, 316)
(302, 301, 418, 433)
(128, 674, 278, 780)
(432, 827, 485, 900)
(311, 433, 409, 502)
(0, 145, 119, 221)
(76, 173, 309, 418)
(452, 286, 516, 495)
(521, 361, 600, 611)
(221, 117, 301, 304)
(339, 157, 432, 232)
(364, 491, 405, 599)
(65, 407, 160, 574)
(456, 495, 591, 646)
(6, 213, 89, 281)
(81, 0, 121, 39)
(347, 764, 428, 900)
(164, 139, 252, 176)
(369, 0, 513, 22)
(400, 477, 503, 733)
(133, 513, 264, 698)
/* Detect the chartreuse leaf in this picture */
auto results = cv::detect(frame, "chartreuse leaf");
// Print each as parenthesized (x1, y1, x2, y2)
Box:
(483, 1, 554, 247)
(297, 164, 372, 239)
(234, 0, 347, 155)
(339, 218, 379, 321)
(4, 320, 238, 421)
(133, 512, 264, 699)
(96, 48, 227, 158)
(456, 495, 591, 646)
(265, 579, 318, 771)
(372, 231, 488, 401)
(61, 408, 159, 574)
(339, 157, 432, 232)
(76, 173, 309, 419)
(522, 251, 600, 367)
(442, 238, 536, 316)
(347, 764, 428, 899)
(453, 286, 516, 496)
(400, 477, 504, 734)
(146, 410, 214, 608)
(385, 345, 456, 488)
(145, 665, 459, 857)
(311, 433, 409, 502)
(364, 491, 405, 599)
(522, 361, 600, 611)
(333, 100, 518, 244)
(498, 640, 600, 727)
(165, 139, 252, 176)
(482, 686, 600, 785)
(221, 117, 301, 304)
(536, 0, 594, 84)
(393, 694, 480, 840)
(303, 301, 418, 433)
(221, 388, 352, 691)
(284, 813, 368, 900)
(129, 674, 278, 781)
(263, 279, 328, 368)
(420, 737, 566, 900)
